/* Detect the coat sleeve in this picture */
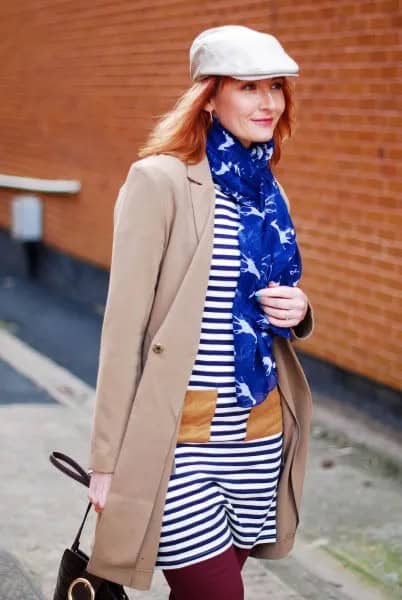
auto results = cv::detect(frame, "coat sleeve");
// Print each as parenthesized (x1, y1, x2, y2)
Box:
(290, 301, 314, 341)
(89, 162, 171, 473)
(276, 179, 315, 342)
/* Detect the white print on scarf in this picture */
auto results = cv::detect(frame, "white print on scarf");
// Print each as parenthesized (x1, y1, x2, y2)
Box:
(262, 355, 276, 376)
(235, 379, 257, 406)
(241, 204, 265, 219)
(240, 255, 261, 279)
(218, 131, 235, 151)
(270, 220, 295, 245)
(215, 161, 231, 176)
(232, 315, 257, 342)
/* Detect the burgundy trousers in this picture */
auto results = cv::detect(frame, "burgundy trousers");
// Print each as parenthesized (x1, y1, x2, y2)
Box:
(162, 545, 251, 600)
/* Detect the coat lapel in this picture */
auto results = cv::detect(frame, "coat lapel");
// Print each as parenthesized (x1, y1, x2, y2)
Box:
(187, 156, 215, 241)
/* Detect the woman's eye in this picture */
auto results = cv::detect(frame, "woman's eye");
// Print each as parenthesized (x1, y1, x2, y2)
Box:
(242, 81, 283, 91)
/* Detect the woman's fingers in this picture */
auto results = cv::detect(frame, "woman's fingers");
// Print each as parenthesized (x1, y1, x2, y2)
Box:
(263, 305, 302, 319)
(260, 297, 298, 310)
(90, 487, 107, 511)
(256, 285, 308, 326)
(259, 296, 303, 319)
(266, 315, 299, 328)
(263, 305, 300, 327)
(259, 285, 303, 303)
(263, 285, 298, 298)
(88, 472, 113, 512)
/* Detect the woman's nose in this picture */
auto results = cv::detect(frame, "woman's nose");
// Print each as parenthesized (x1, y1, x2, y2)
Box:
(258, 91, 276, 109)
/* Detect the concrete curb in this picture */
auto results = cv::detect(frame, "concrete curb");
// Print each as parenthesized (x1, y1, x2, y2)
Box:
(292, 536, 389, 600)
(312, 392, 402, 471)
(0, 328, 94, 409)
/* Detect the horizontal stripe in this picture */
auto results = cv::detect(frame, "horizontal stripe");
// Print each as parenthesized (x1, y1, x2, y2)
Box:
(175, 432, 283, 453)
(157, 527, 232, 559)
(157, 536, 233, 569)
(161, 506, 222, 536)
(159, 517, 229, 552)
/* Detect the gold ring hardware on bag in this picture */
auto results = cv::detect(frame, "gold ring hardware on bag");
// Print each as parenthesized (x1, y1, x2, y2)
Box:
(67, 577, 95, 600)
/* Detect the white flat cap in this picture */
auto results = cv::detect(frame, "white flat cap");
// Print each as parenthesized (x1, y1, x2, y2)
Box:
(190, 25, 299, 81)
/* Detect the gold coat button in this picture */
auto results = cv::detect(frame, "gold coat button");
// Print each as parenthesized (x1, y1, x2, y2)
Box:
(152, 343, 164, 354)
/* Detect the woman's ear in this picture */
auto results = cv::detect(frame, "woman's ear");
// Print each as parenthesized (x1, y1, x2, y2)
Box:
(204, 100, 214, 112)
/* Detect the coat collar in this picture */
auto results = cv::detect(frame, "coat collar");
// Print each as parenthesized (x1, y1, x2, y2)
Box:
(186, 155, 215, 241)
(186, 154, 213, 186)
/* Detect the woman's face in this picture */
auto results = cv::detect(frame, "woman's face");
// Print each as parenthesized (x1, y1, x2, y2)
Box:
(205, 77, 286, 148)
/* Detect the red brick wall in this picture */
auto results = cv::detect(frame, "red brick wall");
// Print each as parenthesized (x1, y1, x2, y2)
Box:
(0, 0, 401, 389)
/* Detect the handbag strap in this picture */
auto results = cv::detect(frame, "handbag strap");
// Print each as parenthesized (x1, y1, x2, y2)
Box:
(71, 501, 93, 552)
(70, 505, 128, 597)
(49, 451, 90, 488)
(49, 452, 93, 552)
(49, 452, 129, 597)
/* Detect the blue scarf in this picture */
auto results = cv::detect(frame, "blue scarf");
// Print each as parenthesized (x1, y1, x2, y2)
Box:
(206, 115, 302, 408)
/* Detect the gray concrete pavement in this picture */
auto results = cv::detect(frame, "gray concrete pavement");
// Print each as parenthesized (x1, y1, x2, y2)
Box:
(0, 550, 44, 599)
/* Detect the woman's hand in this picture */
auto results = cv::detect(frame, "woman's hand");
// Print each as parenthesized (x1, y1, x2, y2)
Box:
(88, 472, 113, 513)
(256, 281, 308, 328)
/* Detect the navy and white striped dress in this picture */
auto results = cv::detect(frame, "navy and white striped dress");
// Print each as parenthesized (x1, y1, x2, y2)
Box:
(155, 187, 283, 570)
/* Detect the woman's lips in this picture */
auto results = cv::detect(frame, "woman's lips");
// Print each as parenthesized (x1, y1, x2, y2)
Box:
(252, 118, 274, 126)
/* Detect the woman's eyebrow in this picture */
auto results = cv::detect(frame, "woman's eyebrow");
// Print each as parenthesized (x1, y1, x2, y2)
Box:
(238, 76, 284, 84)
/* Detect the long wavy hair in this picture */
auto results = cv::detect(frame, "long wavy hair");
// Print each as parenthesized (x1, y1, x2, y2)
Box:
(137, 76, 297, 167)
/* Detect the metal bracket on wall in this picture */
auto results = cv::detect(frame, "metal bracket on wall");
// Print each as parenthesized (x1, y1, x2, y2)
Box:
(0, 174, 81, 279)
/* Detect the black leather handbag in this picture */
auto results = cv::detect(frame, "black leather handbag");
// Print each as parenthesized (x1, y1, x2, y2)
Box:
(49, 451, 129, 600)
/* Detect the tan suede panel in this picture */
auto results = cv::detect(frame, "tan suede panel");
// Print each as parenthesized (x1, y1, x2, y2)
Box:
(176, 386, 282, 443)
(177, 389, 218, 443)
(244, 386, 283, 441)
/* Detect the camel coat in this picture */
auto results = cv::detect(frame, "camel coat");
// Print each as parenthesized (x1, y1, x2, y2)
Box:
(86, 153, 314, 590)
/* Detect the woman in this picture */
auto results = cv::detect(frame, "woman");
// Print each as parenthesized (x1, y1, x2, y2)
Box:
(86, 25, 314, 600)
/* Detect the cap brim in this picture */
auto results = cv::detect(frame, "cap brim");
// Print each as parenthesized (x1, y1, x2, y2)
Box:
(194, 71, 299, 81)
(231, 72, 299, 80)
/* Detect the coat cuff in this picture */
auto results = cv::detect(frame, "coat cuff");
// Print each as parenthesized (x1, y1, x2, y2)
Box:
(291, 301, 314, 341)
(89, 450, 118, 474)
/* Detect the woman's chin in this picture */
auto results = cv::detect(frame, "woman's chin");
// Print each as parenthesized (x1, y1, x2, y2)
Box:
(237, 126, 274, 147)
(248, 126, 274, 142)
(251, 133, 274, 145)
